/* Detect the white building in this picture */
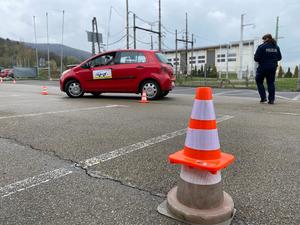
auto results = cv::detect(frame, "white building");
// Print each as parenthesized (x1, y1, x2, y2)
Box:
(164, 40, 258, 78)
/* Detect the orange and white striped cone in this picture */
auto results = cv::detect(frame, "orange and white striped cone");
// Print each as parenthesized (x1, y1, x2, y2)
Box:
(139, 90, 149, 103)
(41, 86, 48, 95)
(0, 77, 3, 84)
(158, 87, 235, 225)
(13, 79, 16, 84)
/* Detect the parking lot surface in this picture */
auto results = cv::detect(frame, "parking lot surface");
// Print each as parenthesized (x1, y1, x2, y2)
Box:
(0, 81, 299, 225)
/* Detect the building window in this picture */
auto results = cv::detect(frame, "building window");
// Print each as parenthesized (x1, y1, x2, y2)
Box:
(217, 59, 226, 62)
(228, 58, 236, 62)
(173, 58, 179, 61)
(189, 61, 196, 64)
(227, 53, 236, 57)
(189, 56, 196, 60)
(174, 62, 179, 65)
(198, 55, 205, 59)
(198, 60, 205, 63)
(217, 54, 226, 58)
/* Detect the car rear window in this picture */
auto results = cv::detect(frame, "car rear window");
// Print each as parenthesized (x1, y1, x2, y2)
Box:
(155, 52, 168, 64)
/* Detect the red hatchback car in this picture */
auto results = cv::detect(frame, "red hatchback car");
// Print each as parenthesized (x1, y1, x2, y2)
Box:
(60, 50, 175, 99)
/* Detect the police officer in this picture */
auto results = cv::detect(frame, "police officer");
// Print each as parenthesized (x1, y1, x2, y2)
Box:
(254, 34, 282, 104)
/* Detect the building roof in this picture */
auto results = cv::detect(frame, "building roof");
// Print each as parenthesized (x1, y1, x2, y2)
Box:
(164, 39, 255, 54)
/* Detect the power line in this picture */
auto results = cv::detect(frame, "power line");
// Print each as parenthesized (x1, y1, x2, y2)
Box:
(129, 35, 151, 45)
(106, 35, 126, 46)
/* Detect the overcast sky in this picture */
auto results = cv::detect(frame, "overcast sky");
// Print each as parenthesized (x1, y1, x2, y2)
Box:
(0, 0, 299, 68)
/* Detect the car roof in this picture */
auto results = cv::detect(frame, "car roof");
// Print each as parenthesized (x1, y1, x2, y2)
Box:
(96, 49, 160, 56)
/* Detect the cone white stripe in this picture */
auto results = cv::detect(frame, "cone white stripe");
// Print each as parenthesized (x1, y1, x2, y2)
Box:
(185, 128, 220, 150)
(180, 166, 221, 185)
(191, 100, 216, 121)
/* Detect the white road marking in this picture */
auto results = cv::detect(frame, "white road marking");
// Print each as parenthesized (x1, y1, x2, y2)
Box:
(0, 168, 72, 198)
(268, 112, 300, 116)
(0, 115, 234, 198)
(79, 115, 234, 168)
(173, 87, 196, 93)
(0, 105, 127, 120)
(275, 95, 291, 100)
(213, 90, 249, 96)
(292, 94, 300, 101)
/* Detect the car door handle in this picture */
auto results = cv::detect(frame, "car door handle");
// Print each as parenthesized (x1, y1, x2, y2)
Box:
(136, 66, 144, 69)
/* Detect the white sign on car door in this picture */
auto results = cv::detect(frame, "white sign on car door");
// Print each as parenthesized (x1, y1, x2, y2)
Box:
(93, 69, 112, 80)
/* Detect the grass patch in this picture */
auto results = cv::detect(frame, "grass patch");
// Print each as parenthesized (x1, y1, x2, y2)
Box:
(175, 76, 299, 92)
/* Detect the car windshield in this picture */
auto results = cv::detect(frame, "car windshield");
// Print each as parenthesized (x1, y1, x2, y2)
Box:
(155, 52, 168, 64)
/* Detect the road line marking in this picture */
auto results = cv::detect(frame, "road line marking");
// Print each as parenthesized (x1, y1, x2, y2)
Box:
(292, 94, 300, 101)
(0, 168, 72, 198)
(79, 115, 234, 168)
(267, 112, 300, 116)
(0, 115, 234, 198)
(173, 88, 196, 93)
(275, 95, 291, 100)
(0, 105, 127, 120)
(213, 90, 248, 96)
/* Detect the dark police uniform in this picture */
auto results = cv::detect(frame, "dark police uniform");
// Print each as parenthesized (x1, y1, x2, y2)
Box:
(254, 42, 282, 103)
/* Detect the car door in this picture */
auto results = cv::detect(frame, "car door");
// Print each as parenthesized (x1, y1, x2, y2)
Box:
(110, 51, 147, 92)
(77, 52, 117, 92)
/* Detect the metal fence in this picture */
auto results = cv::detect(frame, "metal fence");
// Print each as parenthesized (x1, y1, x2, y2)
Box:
(13, 67, 37, 78)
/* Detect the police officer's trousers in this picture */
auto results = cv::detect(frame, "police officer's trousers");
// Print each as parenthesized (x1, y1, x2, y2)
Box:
(255, 67, 276, 102)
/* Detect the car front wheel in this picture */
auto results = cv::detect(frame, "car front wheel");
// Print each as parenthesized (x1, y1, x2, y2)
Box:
(65, 80, 84, 98)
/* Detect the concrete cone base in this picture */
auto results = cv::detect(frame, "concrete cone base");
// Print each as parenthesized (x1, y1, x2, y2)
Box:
(158, 186, 235, 225)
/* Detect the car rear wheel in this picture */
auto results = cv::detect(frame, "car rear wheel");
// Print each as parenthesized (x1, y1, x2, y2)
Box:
(161, 91, 169, 98)
(141, 80, 161, 100)
(65, 80, 84, 98)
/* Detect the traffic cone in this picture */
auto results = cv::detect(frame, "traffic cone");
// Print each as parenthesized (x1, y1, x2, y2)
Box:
(13, 79, 16, 84)
(158, 87, 235, 225)
(0, 77, 3, 84)
(139, 90, 149, 103)
(41, 86, 48, 95)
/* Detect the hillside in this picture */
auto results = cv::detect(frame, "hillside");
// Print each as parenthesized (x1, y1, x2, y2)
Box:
(24, 42, 91, 61)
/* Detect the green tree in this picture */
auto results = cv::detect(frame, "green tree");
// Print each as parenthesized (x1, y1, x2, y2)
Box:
(285, 67, 293, 78)
(277, 65, 284, 78)
(209, 65, 218, 78)
(293, 65, 299, 78)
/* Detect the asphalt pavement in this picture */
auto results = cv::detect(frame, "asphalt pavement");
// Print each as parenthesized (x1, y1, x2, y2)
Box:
(0, 80, 299, 225)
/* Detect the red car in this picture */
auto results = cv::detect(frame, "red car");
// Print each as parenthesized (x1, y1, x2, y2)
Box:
(0, 69, 11, 78)
(60, 50, 175, 99)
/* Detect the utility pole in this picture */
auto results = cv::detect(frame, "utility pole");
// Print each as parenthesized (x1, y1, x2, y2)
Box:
(239, 14, 254, 79)
(46, 12, 51, 80)
(175, 29, 178, 75)
(239, 14, 244, 80)
(94, 18, 101, 53)
(226, 43, 229, 79)
(275, 16, 279, 43)
(191, 33, 194, 75)
(107, 6, 112, 51)
(297, 64, 300, 91)
(60, 10, 65, 75)
(133, 13, 136, 49)
(150, 35, 153, 50)
(92, 18, 95, 55)
(126, 0, 129, 49)
(33, 16, 39, 77)
(158, 0, 162, 51)
(185, 12, 188, 75)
